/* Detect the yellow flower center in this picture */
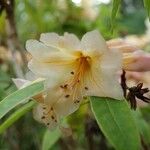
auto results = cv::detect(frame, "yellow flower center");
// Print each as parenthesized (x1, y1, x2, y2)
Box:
(73, 55, 91, 85)
(59, 54, 92, 103)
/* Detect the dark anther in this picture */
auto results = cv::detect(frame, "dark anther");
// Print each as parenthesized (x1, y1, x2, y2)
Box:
(60, 84, 68, 89)
(74, 100, 80, 104)
(64, 84, 68, 88)
(47, 123, 50, 125)
(121, 70, 150, 110)
(51, 115, 55, 120)
(85, 87, 88, 90)
(65, 94, 70, 98)
(54, 120, 57, 123)
(70, 71, 74, 75)
(41, 116, 45, 119)
(51, 107, 53, 111)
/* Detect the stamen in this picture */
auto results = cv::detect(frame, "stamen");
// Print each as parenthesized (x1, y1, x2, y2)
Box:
(47, 123, 50, 125)
(65, 94, 70, 98)
(70, 71, 74, 75)
(41, 116, 45, 119)
(84, 86, 88, 90)
(57, 55, 91, 109)
(74, 100, 80, 104)
(51, 115, 55, 120)
(64, 84, 68, 88)
(60, 84, 68, 89)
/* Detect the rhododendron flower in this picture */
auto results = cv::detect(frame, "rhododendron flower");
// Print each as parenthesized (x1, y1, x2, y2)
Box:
(25, 30, 123, 129)
(122, 50, 150, 72)
(107, 39, 150, 72)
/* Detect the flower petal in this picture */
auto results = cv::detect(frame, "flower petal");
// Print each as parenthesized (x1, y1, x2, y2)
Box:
(33, 104, 58, 129)
(81, 30, 108, 53)
(45, 85, 82, 119)
(63, 32, 80, 50)
(28, 59, 74, 88)
(54, 97, 80, 118)
(26, 40, 60, 60)
(100, 49, 122, 71)
(85, 49, 123, 100)
(40, 32, 80, 50)
(85, 69, 123, 100)
(107, 39, 138, 53)
(123, 51, 150, 72)
(99, 71, 123, 100)
(40, 32, 60, 47)
(25, 71, 38, 81)
(12, 78, 31, 89)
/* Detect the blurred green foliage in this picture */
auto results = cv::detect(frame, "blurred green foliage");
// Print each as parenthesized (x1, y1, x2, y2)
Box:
(0, 0, 150, 150)
(13, 0, 147, 43)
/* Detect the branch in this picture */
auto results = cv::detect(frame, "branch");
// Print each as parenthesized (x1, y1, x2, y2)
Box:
(1, 0, 27, 78)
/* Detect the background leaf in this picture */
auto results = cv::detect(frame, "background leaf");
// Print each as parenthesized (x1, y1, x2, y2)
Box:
(90, 97, 141, 150)
(0, 79, 44, 119)
(42, 129, 61, 150)
(111, 0, 121, 30)
(143, 0, 150, 19)
(132, 109, 150, 147)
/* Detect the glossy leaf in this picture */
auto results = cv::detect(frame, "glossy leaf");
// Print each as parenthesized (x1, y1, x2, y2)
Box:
(90, 97, 140, 150)
(132, 109, 150, 146)
(0, 101, 35, 134)
(42, 129, 61, 150)
(0, 79, 44, 119)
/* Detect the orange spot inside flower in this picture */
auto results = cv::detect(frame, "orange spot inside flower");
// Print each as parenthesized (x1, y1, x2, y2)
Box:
(70, 55, 91, 87)
(58, 54, 92, 103)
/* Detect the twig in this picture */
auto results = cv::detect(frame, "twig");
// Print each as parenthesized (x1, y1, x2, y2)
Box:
(1, 0, 27, 78)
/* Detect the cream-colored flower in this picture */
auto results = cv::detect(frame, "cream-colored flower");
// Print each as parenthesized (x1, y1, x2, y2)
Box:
(25, 30, 123, 129)
(107, 39, 150, 72)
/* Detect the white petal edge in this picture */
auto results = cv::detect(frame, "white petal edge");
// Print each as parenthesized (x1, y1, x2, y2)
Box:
(12, 78, 31, 89)
(26, 39, 59, 60)
(40, 32, 80, 51)
(81, 30, 108, 53)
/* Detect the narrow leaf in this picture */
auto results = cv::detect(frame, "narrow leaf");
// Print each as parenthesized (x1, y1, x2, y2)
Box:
(111, 0, 121, 30)
(90, 97, 140, 150)
(42, 129, 61, 150)
(143, 0, 150, 19)
(0, 101, 35, 134)
(0, 79, 44, 119)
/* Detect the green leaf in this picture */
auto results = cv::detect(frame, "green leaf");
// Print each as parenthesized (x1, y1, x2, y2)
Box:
(0, 79, 44, 119)
(132, 110, 150, 146)
(111, 0, 121, 30)
(0, 101, 35, 134)
(42, 129, 61, 150)
(90, 97, 141, 150)
(143, 0, 150, 19)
